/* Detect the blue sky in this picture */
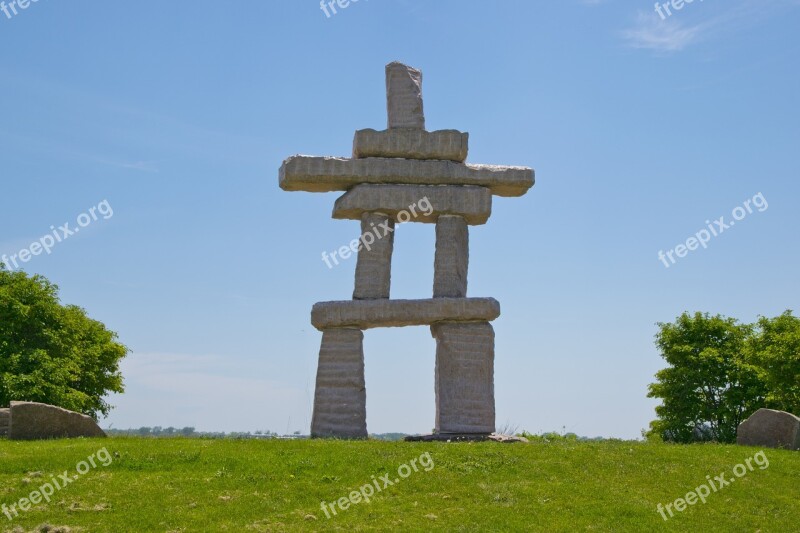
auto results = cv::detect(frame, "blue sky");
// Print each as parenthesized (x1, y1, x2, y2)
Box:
(1, 0, 798, 439)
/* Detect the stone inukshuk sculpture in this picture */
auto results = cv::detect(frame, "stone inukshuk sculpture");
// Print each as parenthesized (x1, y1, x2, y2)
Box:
(279, 62, 535, 439)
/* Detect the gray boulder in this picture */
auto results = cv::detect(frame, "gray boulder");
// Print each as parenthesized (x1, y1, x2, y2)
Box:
(737, 408, 800, 450)
(9, 401, 106, 440)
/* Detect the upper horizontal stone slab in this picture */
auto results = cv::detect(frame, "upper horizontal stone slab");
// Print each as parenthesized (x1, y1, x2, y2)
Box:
(353, 128, 469, 163)
(333, 184, 491, 225)
(279, 156, 534, 197)
(311, 297, 500, 330)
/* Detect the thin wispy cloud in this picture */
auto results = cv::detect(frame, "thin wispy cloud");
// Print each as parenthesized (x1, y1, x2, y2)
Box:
(0, 129, 160, 174)
(622, 0, 800, 53)
(622, 11, 705, 52)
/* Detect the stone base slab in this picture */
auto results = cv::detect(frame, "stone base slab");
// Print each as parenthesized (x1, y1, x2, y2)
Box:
(311, 298, 500, 330)
(353, 128, 468, 162)
(405, 433, 528, 443)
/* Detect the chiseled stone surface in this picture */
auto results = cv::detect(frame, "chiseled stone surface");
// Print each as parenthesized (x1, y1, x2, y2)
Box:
(353, 128, 469, 163)
(353, 213, 394, 300)
(737, 408, 800, 450)
(279, 155, 534, 197)
(386, 62, 425, 129)
(0, 408, 9, 438)
(333, 184, 491, 225)
(434, 216, 469, 297)
(311, 329, 368, 439)
(9, 401, 106, 440)
(311, 297, 500, 330)
(281, 61, 534, 440)
(432, 322, 496, 434)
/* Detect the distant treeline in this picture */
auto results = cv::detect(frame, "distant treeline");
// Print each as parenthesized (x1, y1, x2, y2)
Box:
(105, 427, 289, 439)
(104, 427, 415, 440)
(104, 428, 608, 442)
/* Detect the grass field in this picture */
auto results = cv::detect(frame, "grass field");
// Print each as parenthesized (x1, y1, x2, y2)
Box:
(0, 437, 797, 532)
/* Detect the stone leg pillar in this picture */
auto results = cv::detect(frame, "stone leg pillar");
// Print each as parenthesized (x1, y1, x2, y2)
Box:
(434, 215, 469, 298)
(431, 321, 495, 434)
(311, 328, 367, 439)
(353, 213, 395, 300)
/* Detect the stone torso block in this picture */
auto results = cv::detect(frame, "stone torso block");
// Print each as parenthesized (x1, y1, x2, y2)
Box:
(333, 184, 492, 225)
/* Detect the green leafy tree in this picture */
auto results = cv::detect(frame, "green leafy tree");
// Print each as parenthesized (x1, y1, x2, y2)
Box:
(0, 267, 127, 419)
(647, 312, 766, 443)
(747, 311, 800, 414)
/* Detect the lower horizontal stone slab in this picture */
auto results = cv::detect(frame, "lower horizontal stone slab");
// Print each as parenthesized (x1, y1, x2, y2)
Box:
(279, 155, 534, 197)
(333, 184, 491, 225)
(353, 128, 469, 162)
(311, 298, 500, 330)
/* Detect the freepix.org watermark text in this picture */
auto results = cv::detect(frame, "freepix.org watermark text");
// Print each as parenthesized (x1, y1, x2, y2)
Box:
(2, 447, 114, 522)
(320, 452, 434, 519)
(658, 192, 767, 269)
(656, 450, 769, 521)
(321, 196, 432, 269)
(2, 199, 114, 271)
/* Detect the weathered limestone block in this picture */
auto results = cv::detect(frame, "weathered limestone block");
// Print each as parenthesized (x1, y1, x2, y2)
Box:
(434, 216, 469, 297)
(386, 62, 424, 129)
(311, 329, 368, 439)
(333, 184, 491, 225)
(0, 408, 9, 438)
(353, 213, 394, 300)
(279, 156, 534, 197)
(737, 408, 800, 450)
(353, 128, 469, 162)
(9, 401, 105, 440)
(311, 297, 500, 330)
(432, 322, 496, 434)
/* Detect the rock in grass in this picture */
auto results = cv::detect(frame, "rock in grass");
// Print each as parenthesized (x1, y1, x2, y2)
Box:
(737, 408, 800, 450)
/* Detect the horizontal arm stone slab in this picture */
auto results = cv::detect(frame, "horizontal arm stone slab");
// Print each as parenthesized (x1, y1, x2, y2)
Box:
(279, 156, 534, 197)
(333, 184, 492, 225)
(311, 297, 500, 330)
(353, 128, 469, 162)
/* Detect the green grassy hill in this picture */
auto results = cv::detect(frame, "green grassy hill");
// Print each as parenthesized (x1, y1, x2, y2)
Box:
(0, 437, 797, 532)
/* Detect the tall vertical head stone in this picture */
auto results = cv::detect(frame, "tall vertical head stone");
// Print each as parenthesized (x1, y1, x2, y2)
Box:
(386, 62, 425, 130)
